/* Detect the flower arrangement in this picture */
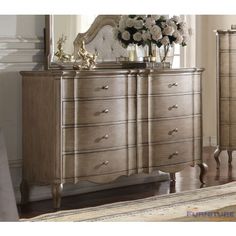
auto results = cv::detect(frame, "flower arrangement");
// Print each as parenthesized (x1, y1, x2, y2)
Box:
(113, 15, 189, 62)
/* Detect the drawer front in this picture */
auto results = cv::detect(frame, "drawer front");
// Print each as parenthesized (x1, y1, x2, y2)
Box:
(63, 98, 136, 125)
(62, 123, 136, 152)
(138, 74, 200, 95)
(138, 94, 200, 119)
(138, 116, 201, 144)
(63, 148, 137, 179)
(151, 139, 201, 166)
(62, 76, 136, 99)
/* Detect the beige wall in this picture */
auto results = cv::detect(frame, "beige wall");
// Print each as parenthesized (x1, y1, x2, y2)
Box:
(196, 15, 236, 146)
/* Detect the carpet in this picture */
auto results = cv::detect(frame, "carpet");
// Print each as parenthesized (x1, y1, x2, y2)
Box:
(25, 182, 236, 222)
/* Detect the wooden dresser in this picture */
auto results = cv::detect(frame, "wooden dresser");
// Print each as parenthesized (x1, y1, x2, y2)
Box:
(214, 29, 236, 168)
(20, 68, 207, 208)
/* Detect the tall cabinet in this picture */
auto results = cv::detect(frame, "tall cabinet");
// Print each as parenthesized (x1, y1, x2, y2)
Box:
(20, 68, 207, 209)
(214, 29, 236, 168)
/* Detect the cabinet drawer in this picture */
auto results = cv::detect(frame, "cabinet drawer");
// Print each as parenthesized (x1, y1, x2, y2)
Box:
(138, 94, 200, 119)
(138, 74, 200, 95)
(62, 148, 137, 179)
(63, 98, 136, 125)
(138, 116, 201, 144)
(62, 123, 136, 152)
(151, 139, 201, 166)
(62, 76, 136, 99)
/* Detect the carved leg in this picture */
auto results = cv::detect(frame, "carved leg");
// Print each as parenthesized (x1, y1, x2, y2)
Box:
(198, 163, 208, 184)
(214, 146, 221, 169)
(227, 150, 233, 166)
(169, 173, 176, 182)
(51, 183, 63, 210)
(20, 180, 29, 205)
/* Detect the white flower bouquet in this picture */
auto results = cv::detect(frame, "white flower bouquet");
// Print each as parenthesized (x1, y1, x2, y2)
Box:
(114, 15, 189, 62)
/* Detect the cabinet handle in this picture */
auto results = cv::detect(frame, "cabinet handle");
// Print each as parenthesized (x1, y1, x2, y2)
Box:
(168, 151, 179, 159)
(102, 85, 109, 90)
(168, 128, 178, 135)
(168, 104, 178, 110)
(168, 82, 178, 88)
(102, 109, 109, 113)
(102, 160, 109, 165)
(103, 134, 109, 139)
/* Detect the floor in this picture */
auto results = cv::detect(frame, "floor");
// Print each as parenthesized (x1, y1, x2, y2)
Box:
(18, 147, 236, 219)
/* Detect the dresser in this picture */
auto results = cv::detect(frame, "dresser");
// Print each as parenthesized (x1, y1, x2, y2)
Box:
(20, 68, 207, 209)
(214, 29, 236, 168)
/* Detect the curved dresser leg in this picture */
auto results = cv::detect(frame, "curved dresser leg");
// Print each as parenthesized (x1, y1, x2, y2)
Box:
(20, 179, 29, 205)
(214, 146, 221, 169)
(198, 163, 208, 184)
(227, 150, 233, 166)
(51, 183, 63, 210)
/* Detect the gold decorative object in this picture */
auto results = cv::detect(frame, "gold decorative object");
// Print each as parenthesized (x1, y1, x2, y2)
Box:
(54, 35, 71, 62)
(73, 40, 98, 70)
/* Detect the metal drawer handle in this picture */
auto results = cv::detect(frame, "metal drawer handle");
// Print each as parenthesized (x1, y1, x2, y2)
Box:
(168, 82, 178, 88)
(102, 109, 109, 113)
(168, 104, 178, 110)
(168, 151, 179, 159)
(103, 134, 109, 139)
(102, 85, 109, 90)
(102, 160, 109, 165)
(168, 128, 178, 135)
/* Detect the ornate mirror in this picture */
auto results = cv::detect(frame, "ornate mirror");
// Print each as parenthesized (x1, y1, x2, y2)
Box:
(45, 15, 127, 69)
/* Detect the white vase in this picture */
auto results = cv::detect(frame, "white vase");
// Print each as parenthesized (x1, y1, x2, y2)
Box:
(157, 45, 175, 67)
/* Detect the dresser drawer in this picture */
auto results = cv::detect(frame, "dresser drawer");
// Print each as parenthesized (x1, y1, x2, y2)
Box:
(138, 74, 200, 95)
(62, 123, 136, 152)
(62, 98, 136, 125)
(62, 148, 137, 179)
(151, 139, 201, 167)
(62, 76, 136, 99)
(138, 94, 200, 119)
(138, 116, 201, 144)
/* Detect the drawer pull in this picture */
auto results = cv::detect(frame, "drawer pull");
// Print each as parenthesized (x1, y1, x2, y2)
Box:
(168, 82, 178, 88)
(102, 160, 109, 165)
(168, 151, 179, 159)
(102, 109, 109, 113)
(168, 104, 178, 110)
(168, 128, 178, 135)
(103, 134, 109, 139)
(102, 85, 109, 90)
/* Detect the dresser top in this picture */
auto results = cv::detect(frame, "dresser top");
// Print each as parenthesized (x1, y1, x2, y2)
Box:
(20, 68, 204, 78)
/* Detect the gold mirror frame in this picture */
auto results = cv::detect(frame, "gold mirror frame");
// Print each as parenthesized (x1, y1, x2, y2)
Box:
(45, 15, 121, 70)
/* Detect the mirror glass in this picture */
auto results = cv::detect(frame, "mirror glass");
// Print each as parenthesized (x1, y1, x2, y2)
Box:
(52, 15, 97, 61)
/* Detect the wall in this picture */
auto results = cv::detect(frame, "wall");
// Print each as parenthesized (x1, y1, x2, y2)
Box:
(0, 15, 168, 203)
(195, 15, 236, 146)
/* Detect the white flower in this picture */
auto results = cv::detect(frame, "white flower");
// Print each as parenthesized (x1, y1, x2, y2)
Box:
(151, 15, 161, 21)
(163, 26, 174, 36)
(182, 35, 190, 44)
(126, 18, 135, 28)
(142, 31, 151, 41)
(166, 20, 177, 30)
(122, 31, 131, 41)
(171, 15, 181, 23)
(133, 32, 142, 42)
(175, 35, 183, 44)
(160, 36, 170, 45)
(145, 17, 155, 29)
(150, 25, 161, 35)
(134, 19, 144, 29)
(152, 31, 162, 41)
